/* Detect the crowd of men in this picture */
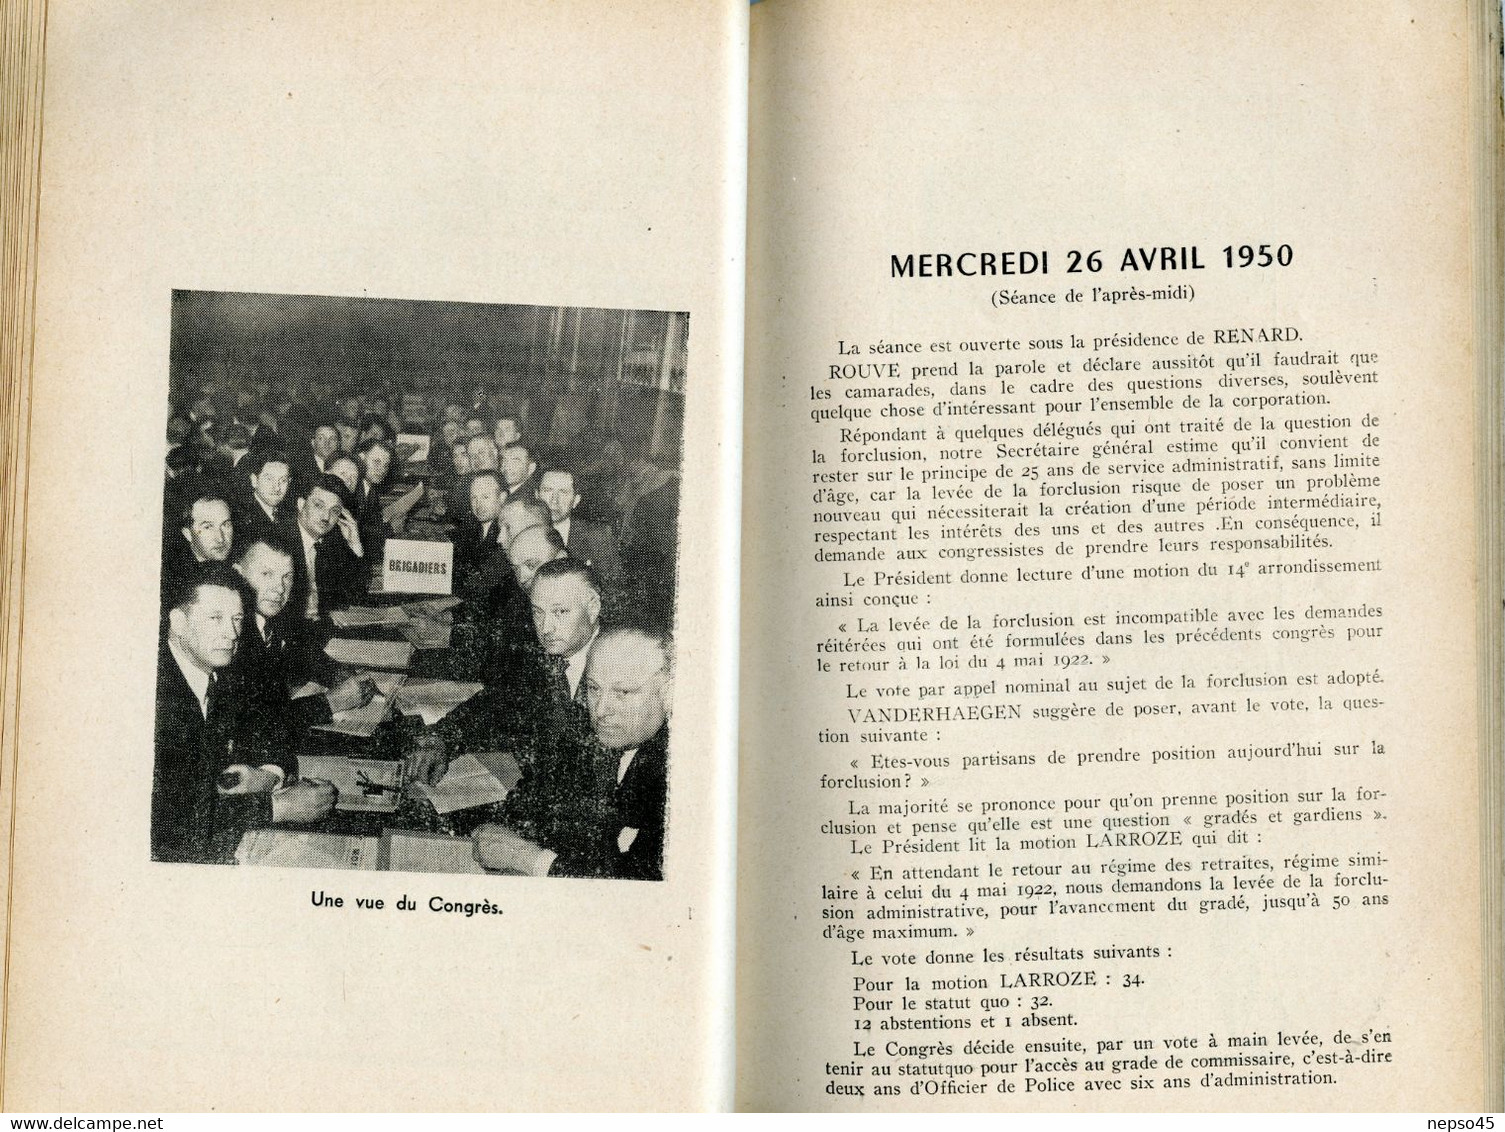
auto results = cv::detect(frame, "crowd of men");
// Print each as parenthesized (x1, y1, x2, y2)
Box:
(155, 381, 680, 881)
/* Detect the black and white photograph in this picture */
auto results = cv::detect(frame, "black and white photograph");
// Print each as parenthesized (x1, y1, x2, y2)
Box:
(155, 290, 686, 881)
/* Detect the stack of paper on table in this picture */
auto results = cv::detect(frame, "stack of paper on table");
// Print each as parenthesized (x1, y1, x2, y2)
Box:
(235, 829, 379, 870)
(380, 830, 486, 875)
(403, 595, 462, 617)
(298, 754, 405, 813)
(409, 753, 507, 814)
(324, 638, 414, 670)
(329, 605, 410, 628)
(394, 678, 482, 725)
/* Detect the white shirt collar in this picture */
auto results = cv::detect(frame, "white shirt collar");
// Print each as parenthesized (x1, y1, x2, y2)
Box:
(616, 747, 638, 785)
(554, 517, 571, 544)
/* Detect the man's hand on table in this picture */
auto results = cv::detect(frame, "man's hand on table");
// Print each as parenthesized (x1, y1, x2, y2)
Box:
(403, 731, 449, 787)
(472, 823, 554, 876)
(270, 779, 337, 823)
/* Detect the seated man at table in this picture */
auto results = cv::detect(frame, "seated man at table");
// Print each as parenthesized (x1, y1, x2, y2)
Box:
(509, 523, 567, 593)
(233, 534, 451, 788)
(447, 497, 551, 690)
(231, 536, 377, 730)
(499, 440, 539, 504)
(445, 434, 499, 520)
(538, 466, 621, 584)
(237, 451, 295, 547)
(302, 421, 340, 482)
(454, 470, 505, 581)
(352, 436, 396, 554)
(521, 556, 600, 746)
(154, 563, 336, 864)
(471, 626, 671, 881)
(456, 495, 550, 609)
(162, 488, 236, 601)
(288, 474, 367, 624)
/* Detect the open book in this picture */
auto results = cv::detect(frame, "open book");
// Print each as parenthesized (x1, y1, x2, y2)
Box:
(0, 0, 1498, 1114)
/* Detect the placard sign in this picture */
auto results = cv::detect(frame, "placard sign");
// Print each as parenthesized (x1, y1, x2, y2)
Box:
(395, 433, 431, 463)
(382, 538, 453, 595)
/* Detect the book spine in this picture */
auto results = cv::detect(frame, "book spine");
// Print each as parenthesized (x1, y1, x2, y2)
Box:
(0, 0, 46, 1107)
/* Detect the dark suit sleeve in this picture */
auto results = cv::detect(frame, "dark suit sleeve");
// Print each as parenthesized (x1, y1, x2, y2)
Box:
(573, 522, 621, 584)
(318, 534, 369, 612)
(152, 678, 274, 865)
(615, 737, 667, 881)
(501, 737, 619, 880)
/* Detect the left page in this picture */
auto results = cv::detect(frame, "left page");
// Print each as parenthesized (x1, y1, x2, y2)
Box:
(3, 0, 744, 1111)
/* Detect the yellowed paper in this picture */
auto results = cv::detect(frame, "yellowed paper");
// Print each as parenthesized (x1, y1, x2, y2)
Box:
(740, 0, 1492, 1111)
(5, 0, 743, 1112)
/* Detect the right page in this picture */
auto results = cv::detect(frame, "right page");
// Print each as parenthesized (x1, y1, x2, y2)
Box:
(740, 0, 1494, 1111)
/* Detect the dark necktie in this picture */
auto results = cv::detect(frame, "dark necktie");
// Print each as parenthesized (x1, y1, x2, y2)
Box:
(548, 656, 570, 704)
(305, 537, 320, 619)
(205, 670, 224, 723)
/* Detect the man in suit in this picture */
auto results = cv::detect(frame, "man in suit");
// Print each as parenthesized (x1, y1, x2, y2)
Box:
(352, 437, 395, 557)
(492, 415, 522, 450)
(231, 536, 375, 728)
(538, 467, 621, 583)
(288, 474, 367, 624)
(456, 494, 549, 607)
(471, 626, 671, 881)
(499, 440, 539, 504)
(528, 557, 600, 719)
(305, 422, 340, 481)
(162, 487, 235, 599)
(153, 563, 335, 864)
(230, 536, 446, 785)
(446, 434, 499, 521)
(509, 523, 567, 593)
(237, 451, 296, 547)
(181, 490, 235, 564)
(453, 470, 504, 582)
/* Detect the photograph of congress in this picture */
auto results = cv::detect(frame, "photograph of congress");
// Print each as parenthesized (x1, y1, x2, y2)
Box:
(155, 290, 684, 881)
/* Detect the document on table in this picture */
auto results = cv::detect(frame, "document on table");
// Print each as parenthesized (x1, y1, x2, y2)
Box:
(380, 830, 487, 875)
(324, 638, 414, 670)
(235, 829, 380, 870)
(403, 596, 462, 617)
(409, 753, 507, 814)
(329, 605, 411, 628)
(299, 755, 405, 813)
(394, 678, 482, 725)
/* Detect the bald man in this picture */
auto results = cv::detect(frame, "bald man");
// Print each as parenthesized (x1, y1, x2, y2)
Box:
(473, 626, 671, 881)
(509, 523, 567, 592)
